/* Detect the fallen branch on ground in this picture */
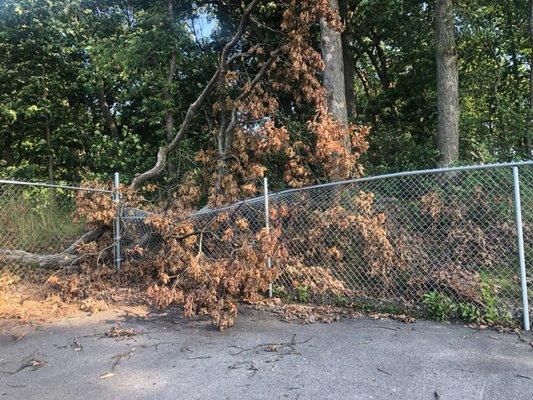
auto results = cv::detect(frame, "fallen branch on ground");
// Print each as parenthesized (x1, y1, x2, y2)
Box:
(0, 227, 105, 269)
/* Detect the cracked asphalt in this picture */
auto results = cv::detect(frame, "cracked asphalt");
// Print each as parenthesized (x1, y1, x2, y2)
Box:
(1, 307, 532, 400)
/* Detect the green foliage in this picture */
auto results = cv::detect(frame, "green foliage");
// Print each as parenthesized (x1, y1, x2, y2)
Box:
(348, 0, 531, 174)
(295, 286, 311, 303)
(457, 302, 481, 323)
(423, 287, 514, 326)
(0, 0, 530, 185)
(334, 294, 350, 306)
(0, 0, 213, 184)
(271, 284, 288, 298)
(423, 291, 456, 321)
(0, 187, 84, 254)
(480, 284, 513, 326)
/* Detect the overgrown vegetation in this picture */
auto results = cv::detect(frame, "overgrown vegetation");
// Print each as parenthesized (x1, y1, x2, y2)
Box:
(0, 187, 84, 254)
(0, 0, 531, 331)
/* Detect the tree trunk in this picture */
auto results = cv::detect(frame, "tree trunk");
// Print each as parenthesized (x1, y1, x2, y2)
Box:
(164, 53, 177, 143)
(97, 80, 120, 170)
(42, 70, 54, 184)
(0, 227, 104, 269)
(526, 0, 533, 158)
(320, 0, 349, 128)
(504, 0, 520, 83)
(45, 117, 54, 183)
(339, 0, 356, 120)
(97, 79, 119, 143)
(435, 0, 459, 167)
(164, 0, 176, 143)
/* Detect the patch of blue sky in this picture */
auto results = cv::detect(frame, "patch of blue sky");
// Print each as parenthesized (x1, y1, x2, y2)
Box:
(188, 12, 217, 42)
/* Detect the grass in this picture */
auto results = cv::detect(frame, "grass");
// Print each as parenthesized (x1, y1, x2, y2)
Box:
(0, 188, 84, 256)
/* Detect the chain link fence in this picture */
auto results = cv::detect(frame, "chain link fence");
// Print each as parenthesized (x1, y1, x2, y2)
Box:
(122, 161, 532, 328)
(1, 162, 531, 328)
(269, 163, 531, 325)
(0, 180, 114, 274)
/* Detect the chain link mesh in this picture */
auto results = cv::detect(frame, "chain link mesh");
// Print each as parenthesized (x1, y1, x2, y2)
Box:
(122, 163, 532, 324)
(0, 182, 112, 274)
(1, 163, 530, 325)
(121, 197, 266, 262)
(271, 166, 530, 317)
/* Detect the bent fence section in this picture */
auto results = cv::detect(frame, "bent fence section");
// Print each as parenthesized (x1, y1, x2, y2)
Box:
(122, 161, 532, 329)
(1, 161, 531, 329)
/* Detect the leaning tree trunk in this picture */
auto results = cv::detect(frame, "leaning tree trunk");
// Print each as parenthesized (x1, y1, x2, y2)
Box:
(435, 0, 459, 167)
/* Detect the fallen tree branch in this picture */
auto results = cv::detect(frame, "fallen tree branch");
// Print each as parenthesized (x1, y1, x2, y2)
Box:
(215, 46, 283, 191)
(0, 227, 105, 269)
(130, 0, 261, 190)
(0, 250, 78, 269)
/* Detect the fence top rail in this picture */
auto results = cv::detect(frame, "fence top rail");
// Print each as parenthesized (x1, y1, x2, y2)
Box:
(0, 179, 114, 194)
(273, 159, 533, 197)
(190, 159, 533, 217)
(118, 159, 533, 219)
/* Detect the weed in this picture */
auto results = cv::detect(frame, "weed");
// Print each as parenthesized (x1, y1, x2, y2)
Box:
(422, 291, 455, 321)
(423, 286, 515, 326)
(295, 286, 310, 302)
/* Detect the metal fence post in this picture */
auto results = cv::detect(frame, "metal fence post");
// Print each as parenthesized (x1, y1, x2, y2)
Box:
(263, 176, 273, 298)
(512, 166, 530, 331)
(113, 172, 122, 271)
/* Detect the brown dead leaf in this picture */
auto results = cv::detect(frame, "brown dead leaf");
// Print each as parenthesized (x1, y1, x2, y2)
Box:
(105, 326, 136, 338)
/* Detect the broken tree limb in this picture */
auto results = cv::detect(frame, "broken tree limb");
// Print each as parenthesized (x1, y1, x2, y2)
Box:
(215, 46, 283, 192)
(130, 0, 261, 191)
(0, 250, 78, 268)
(0, 226, 105, 269)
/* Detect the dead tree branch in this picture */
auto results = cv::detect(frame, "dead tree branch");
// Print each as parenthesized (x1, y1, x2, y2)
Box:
(215, 47, 282, 192)
(131, 0, 261, 190)
(0, 227, 105, 269)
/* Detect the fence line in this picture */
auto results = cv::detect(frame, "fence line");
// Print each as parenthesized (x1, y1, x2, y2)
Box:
(0, 179, 115, 272)
(512, 166, 530, 330)
(121, 161, 532, 330)
(113, 172, 122, 271)
(1, 161, 531, 330)
(0, 179, 114, 194)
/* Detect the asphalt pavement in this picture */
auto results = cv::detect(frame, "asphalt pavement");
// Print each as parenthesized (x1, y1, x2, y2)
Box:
(1, 306, 532, 400)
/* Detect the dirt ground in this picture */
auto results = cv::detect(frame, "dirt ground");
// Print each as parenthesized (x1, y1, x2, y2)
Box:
(1, 306, 532, 400)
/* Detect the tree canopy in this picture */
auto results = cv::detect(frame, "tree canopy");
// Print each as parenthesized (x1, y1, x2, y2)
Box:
(0, 0, 531, 200)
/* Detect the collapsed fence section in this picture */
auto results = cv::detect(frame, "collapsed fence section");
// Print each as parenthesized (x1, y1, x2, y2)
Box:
(0, 180, 115, 273)
(121, 161, 532, 329)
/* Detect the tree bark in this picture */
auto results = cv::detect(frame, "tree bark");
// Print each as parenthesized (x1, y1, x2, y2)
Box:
(42, 69, 54, 185)
(320, 0, 349, 128)
(214, 47, 282, 193)
(435, 0, 459, 167)
(164, 0, 177, 143)
(339, 0, 356, 120)
(97, 79, 120, 143)
(164, 53, 177, 143)
(526, 0, 533, 158)
(45, 117, 54, 184)
(0, 227, 104, 269)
